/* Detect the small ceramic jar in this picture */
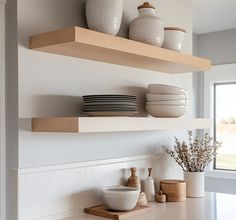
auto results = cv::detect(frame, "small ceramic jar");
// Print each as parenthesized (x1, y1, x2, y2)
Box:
(156, 190, 166, 203)
(162, 27, 186, 51)
(85, 0, 123, 35)
(129, 2, 164, 47)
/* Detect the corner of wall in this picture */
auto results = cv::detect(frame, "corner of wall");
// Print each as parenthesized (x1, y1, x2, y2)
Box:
(0, 2, 6, 220)
(5, 0, 19, 219)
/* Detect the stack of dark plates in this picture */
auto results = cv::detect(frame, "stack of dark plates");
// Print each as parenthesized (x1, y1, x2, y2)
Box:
(82, 95, 138, 116)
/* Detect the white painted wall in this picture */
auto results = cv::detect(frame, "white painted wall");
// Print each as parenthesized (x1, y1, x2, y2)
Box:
(198, 29, 236, 65)
(193, 29, 236, 121)
(192, 34, 204, 119)
(18, 0, 193, 168)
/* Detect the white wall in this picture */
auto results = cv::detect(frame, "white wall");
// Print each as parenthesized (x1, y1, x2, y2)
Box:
(206, 178, 236, 194)
(198, 29, 236, 65)
(193, 29, 236, 120)
(192, 34, 204, 119)
(18, 0, 193, 168)
(16, 0, 196, 218)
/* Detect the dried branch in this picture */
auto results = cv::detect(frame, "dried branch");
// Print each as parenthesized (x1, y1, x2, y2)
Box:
(161, 131, 222, 172)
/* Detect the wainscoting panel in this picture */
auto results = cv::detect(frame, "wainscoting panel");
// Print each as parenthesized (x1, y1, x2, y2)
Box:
(18, 154, 182, 220)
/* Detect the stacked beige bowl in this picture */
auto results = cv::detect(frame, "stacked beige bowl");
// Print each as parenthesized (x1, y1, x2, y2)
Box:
(146, 84, 188, 118)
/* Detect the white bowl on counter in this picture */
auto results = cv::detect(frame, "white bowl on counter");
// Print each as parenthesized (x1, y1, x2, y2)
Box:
(146, 93, 187, 102)
(147, 84, 187, 95)
(146, 99, 188, 106)
(103, 186, 139, 211)
(162, 27, 186, 52)
(146, 105, 187, 117)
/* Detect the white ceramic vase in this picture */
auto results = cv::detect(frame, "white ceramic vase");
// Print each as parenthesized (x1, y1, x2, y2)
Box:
(184, 172, 205, 197)
(129, 2, 164, 47)
(85, 0, 123, 35)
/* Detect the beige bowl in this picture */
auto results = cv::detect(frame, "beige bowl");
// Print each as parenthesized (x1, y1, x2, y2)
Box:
(148, 84, 187, 95)
(146, 93, 187, 102)
(103, 186, 139, 211)
(146, 105, 187, 117)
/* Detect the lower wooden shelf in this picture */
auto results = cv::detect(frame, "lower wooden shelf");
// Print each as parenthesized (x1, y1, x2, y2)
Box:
(31, 117, 211, 133)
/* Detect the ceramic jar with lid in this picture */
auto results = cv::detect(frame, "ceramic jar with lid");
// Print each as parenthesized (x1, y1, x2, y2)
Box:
(86, 0, 123, 36)
(129, 2, 164, 47)
(162, 27, 186, 51)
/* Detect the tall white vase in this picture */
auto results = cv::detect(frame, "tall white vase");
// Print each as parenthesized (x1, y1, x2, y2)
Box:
(85, 0, 123, 35)
(184, 172, 205, 197)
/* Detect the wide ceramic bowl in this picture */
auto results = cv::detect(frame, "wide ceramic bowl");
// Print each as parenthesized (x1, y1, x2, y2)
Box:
(147, 84, 187, 95)
(146, 100, 188, 106)
(146, 93, 187, 102)
(103, 186, 139, 211)
(162, 27, 186, 52)
(146, 105, 187, 117)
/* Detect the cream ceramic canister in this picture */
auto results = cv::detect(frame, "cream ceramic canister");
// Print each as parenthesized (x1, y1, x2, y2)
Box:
(85, 0, 123, 36)
(162, 27, 186, 51)
(129, 2, 164, 47)
(184, 171, 205, 197)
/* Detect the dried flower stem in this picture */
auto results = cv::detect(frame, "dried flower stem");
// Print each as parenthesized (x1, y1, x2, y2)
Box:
(162, 131, 222, 172)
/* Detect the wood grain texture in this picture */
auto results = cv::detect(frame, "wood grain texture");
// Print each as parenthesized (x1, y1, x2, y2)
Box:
(160, 180, 186, 202)
(32, 117, 79, 132)
(31, 117, 212, 133)
(29, 26, 211, 73)
(84, 205, 153, 220)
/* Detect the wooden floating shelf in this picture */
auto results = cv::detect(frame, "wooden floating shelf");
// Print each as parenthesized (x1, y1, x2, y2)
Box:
(32, 117, 211, 133)
(29, 26, 211, 73)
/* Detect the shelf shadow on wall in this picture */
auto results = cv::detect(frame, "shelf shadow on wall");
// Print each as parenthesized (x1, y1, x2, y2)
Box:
(117, 85, 147, 117)
(30, 94, 84, 117)
(18, 0, 87, 48)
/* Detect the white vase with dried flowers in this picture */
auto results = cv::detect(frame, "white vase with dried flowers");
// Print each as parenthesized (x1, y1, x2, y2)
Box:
(162, 131, 221, 198)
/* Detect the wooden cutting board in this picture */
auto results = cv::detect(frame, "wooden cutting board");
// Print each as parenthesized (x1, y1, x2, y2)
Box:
(84, 205, 153, 220)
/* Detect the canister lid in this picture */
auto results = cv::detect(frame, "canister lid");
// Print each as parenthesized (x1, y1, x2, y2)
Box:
(164, 27, 186, 33)
(138, 2, 155, 10)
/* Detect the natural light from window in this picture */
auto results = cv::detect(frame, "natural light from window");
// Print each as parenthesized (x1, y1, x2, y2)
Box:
(214, 83, 236, 170)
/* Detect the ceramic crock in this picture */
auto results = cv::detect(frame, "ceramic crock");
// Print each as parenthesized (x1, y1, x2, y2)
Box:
(85, 0, 123, 36)
(162, 27, 186, 51)
(184, 171, 205, 197)
(129, 2, 164, 47)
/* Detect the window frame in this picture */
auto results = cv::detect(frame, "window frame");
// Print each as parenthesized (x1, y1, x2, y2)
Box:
(203, 64, 236, 180)
(213, 82, 236, 171)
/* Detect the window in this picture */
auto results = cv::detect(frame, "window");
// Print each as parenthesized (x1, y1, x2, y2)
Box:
(214, 83, 236, 170)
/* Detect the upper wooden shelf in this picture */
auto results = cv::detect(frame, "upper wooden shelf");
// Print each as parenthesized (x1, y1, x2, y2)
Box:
(29, 27, 211, 73)
(32, 117, 211, 133)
